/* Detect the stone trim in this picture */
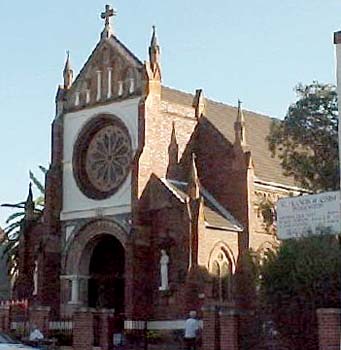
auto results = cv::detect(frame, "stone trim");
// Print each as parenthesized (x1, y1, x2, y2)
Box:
(124, 319, 203, 330)
(63, 219, 128, 275)
(317, 308, 341, 315)
(218, 309, 238, 316)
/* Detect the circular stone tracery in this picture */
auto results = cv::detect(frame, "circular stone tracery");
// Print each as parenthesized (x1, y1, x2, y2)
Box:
(73, 114, 132, 199)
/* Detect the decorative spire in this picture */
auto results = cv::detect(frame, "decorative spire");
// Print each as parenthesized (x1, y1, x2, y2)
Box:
(150, 25, 158, 48)
(63, 51, 73, 90)
(234, 99, 247, 147)
(148, 25, 161, 78)
(170, 121, 177, 148)
(25, 183, 35, 220)
(192, 89, 205, 119)
(236, 99, 245, 123)
(166, 121, 179, 179)
(187, 153, 201, 200)
(101, 4, 117, 39)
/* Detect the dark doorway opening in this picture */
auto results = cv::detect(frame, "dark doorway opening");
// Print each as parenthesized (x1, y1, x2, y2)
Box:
(88, 235, 125, 313)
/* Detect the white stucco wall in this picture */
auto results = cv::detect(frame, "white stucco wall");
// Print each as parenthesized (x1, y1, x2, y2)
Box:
(60, 97, 140, 221)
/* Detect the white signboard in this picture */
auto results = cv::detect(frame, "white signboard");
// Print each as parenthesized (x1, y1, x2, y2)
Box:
(277, 191, 341, 240)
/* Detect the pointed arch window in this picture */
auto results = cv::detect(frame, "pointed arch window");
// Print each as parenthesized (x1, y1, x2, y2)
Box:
(211, 250, 233, 302)
(212, 261, 220, 299)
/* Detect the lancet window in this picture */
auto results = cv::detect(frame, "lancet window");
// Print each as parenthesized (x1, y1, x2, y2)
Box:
(211, 249, 233, 302)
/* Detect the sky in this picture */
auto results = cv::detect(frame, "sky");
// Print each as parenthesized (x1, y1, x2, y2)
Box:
(0, 0, 340, 227)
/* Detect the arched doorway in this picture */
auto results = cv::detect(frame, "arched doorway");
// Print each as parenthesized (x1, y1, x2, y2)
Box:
(88, 234, 125, 313)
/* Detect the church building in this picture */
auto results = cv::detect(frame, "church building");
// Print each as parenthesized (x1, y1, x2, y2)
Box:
(14, 4, 304, 333)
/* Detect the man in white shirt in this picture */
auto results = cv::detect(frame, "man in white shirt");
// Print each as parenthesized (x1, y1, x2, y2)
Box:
(29, 324, 44, 342)
(184, 310, 200, 350)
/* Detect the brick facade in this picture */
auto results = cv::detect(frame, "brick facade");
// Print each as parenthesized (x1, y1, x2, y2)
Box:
(219, 308, 238, 350)
(202, 305, 219, 350)
(0, 305, 10, 333)
(73, 308, 94, 350)
(317, 308, 341, 350)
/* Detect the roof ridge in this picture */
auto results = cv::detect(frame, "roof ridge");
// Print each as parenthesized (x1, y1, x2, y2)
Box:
(161, 85, 278, 121)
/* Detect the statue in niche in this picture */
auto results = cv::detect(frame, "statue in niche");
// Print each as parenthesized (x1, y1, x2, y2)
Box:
(159, 249, 169, 291)
(33, 260, 38, 296)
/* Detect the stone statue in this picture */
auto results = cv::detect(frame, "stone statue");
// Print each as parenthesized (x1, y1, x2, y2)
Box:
(33, 260, 38, 296)
(159, 249, 169, 291)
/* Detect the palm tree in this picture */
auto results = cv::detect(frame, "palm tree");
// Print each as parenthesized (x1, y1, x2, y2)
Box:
(1, 166, 46, 279)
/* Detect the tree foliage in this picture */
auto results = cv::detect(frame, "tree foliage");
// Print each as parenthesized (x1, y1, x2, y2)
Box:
(1, 167, 46, 277)
(267, 82, 339, 192)
(260, 235, 341, 350)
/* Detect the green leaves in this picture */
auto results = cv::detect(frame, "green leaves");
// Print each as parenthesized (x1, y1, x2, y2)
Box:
(0, 165, 46, 278)
(267, 82, 339, 192)
(29, 170, 44, 194)
(260, 235, 341, 349)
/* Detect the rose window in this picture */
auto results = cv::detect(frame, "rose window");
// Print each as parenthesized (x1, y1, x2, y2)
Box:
(73, 115, 132, 199)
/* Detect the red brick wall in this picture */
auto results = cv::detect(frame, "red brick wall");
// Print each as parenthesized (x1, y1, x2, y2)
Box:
(219, 308, 238, 350)
(202, 305, 218, 350)
(177, 118, 253, 252)
(15, 114, 64, 315)
(317, 308, 340, 350)
(98, 310, 115, 350)
(133, 79, 197, 216)
(0, 305, 10, 332)
(73, 308, 94, 350)
(15, 221, 45, 300)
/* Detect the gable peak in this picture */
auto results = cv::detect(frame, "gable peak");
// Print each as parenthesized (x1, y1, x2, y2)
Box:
(100, 4, 117, 39)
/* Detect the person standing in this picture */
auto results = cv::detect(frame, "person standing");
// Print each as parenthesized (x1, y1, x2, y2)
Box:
(29, 325, 44, 342)
(184, 310, 200, 350)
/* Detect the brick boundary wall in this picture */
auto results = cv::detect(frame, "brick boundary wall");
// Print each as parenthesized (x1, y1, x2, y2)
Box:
(317, 308, 340, 350)
(219, 307, 238, 350)
(73, 307, 94, 350)
(0, 305, 10, 332)
(98, 309, 115, 350)
(202, 305, 218, 350)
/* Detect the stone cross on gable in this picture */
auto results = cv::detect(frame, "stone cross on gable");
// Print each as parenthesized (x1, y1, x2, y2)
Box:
(101, 4, 117, 27)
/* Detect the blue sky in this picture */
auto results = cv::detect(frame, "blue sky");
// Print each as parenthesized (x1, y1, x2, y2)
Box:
(0, 0, 340, 226)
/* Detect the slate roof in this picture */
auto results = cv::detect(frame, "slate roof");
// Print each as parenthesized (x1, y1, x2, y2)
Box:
(161, 86, 299, 188)
(162, 179, 243, 232)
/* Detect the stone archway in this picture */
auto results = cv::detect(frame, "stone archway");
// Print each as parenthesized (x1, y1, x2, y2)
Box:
(62, 220, 128, 313)
(87, 234, 125, 311)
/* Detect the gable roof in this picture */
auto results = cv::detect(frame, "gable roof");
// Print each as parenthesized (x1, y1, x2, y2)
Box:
(65, 35, 143, 103)
(161, 86, 299, 188)
(161, 179, 243, 232)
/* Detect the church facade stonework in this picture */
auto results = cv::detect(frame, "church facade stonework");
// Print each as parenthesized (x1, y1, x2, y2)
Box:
(15, 5, 305, 336)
